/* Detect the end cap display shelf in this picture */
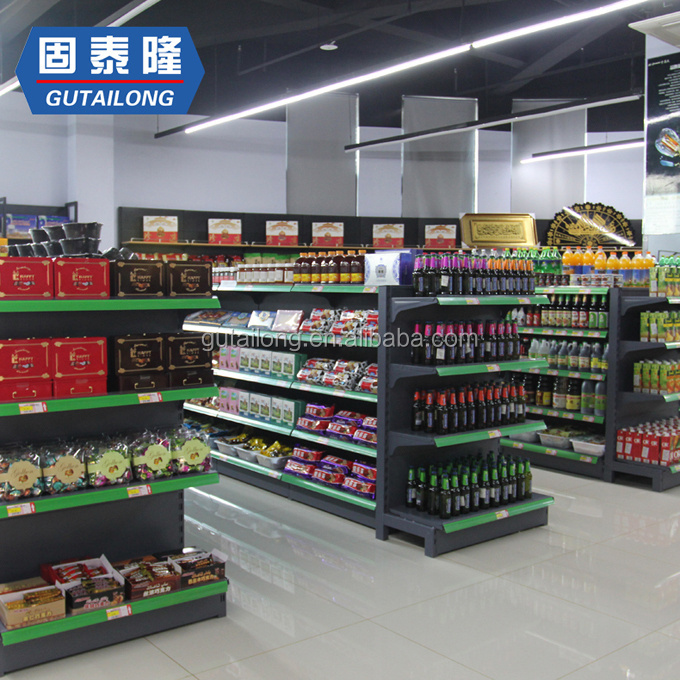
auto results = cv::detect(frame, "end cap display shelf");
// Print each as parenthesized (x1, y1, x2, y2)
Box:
(0, 297, 221, 312)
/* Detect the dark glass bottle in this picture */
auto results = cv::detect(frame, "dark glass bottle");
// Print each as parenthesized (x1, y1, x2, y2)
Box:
(423, 255, 437, 297)
(411, 323, 425, 364)
(508, 458, 517, 503)
(415, 467, 427, 511)
(511, 322, 520, 360)
(460, 469, 470, 515)
(445, 323, 458, 365)
(487, 322, 498, 361)
(524, 459, 533, 499)
(508, 381, 518, 424)
(476, 387, 488, 429)
(413, 255, 426, 296)
(462, 253, 474, 295)
(571, 294, 581, 329)
(500, 382, 510, 426)
(339, 250, 352, 284)
(457, 388, 468, 431)
(451, 472, 462, 516)
(427, 469, 440, 516)
(490, 465, 501, 507)
(579, 295, 589, 329)
(516, 459, 525, 501)
(451, 254, 464, 296)
(497, 322, 506, 361)
(470, 468, 480, 513)
(487, 384, 498, 427)
(517, 381, 527, 422)
(440, 473, 452, 519)
(466, 387, 477, 431)
(423, 322, 434, 366)
(406, 466, 417, 508)
(433, 322, 447, 366)
(435, 391, 450, 435)
(500, 459, 509, 506)
(411, 390, 424, 431)
(474, 322, 485, 363)
(464, 322, 475, 363)
(448, 389, 459, 433)
(439, 254, 451, 296)
(480, 463, 491, 510)
(424, 390, 436, 433)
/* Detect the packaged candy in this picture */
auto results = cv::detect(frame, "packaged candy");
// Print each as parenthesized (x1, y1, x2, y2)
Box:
(292, 446, 324, 462)
(330, 318, 362, 335)
(354, 429, 378, 448)
(333, 360, 367, 374)
(284, 459, 316, 478)
(364, 363, 379, 377)
(83, 438, 133, 487)
(352, 461, 377, 481)
(129, 431, 174, 481)
(301, 358, 336, 371)
(312, 468, 345, 486)
(318, 455, 354, 475)
(296, 368, 325, 385)
(168, 427, 212, 474)
(326, 421, 358, 442)
(342, 476, 376, 499)
(0, 447, 44, 501)
(305, 403, 335, 418)
(296, 416, 330, 432)
(248, 310, 275, 329)
(272, 310, 304, 333)
(184, 310, 232, 327)
(299, 319, 330, 334)
(334, 410, 367, 426)
(309, 308, 338, 322)
(40, 443, 87, 494)
(224, 311, 250, 327)
(356, 376, 378, 394)
(321, 371, 357, 390)
(362, 416, 378, 431)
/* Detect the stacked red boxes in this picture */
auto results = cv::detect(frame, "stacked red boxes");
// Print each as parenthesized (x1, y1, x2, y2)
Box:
(53, 259, 110, 299)
(52, 338, 108, 397)
(0, 339, 52, 401)
(0, 259, 53, 299)
(616, 420, 680, 466)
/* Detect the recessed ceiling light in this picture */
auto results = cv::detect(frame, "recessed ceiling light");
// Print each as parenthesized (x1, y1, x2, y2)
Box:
(320, 41, 338, 51)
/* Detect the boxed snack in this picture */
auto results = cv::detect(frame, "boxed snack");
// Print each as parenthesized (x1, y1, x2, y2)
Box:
(248, 310, 275, 330)
(0, 258, 53, 299)
(227, 346, 240, 370)
(44, 555, 115, 585)
(6, 214, 37, 238)
(312, 222, 344, 246)
(0, 378, 52, 402)
(111, 261, 165, 298)
(258, 395, 272, 421)
(208, 218, 241, 245)
(364, 250, 415, 286)
(165, 333, 211, 371)
(166, 262, 212, 298)
(424, 223, 457, 248)
(271, 396, 284, 423)
(372, 223, 404, 248)
(168, 549, 227, 588)
(129, 432, 174, 480)
(167, 368, 213, 388)
(0, 586, 65, 630)
(238, 391, 250, 415)
(218, 386, 229, 411)
(117, 372, 168, 393)
(312, 467, 345, 486)
(248, 349, 262, 374)
(248, 393, 261, 419)
(238, 347, 252, 372)
(0, 448, 44, 501)
(113, 335, 164, 375)
(281, 353, 307, 379)
(228, 388, 240, 414)
(284, 458, 316, 478)
(281, 398, 305, 427)
(258, 351, 272, 375)
(82, 439, 133, 487)
(54, 258, 110, 299)
(224, 311, 250, 327)
(306, 403, 335, 418)
(272, 310, 304, 333)
(292, 446, 324, 462)
(266, 220, 298, 246)
(120, 560, 181, 600)
(0, 577, 49, 596)
(40, 443, 87, 494)
(143, 215, 178, 242)
(184, 309, 232, 327)
(0, 338, 51, 381)
(53, 337, 107, 379)
(59, 572, 125, 613)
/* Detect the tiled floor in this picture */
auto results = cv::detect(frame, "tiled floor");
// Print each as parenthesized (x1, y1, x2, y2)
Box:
(11, 468, 680, 679)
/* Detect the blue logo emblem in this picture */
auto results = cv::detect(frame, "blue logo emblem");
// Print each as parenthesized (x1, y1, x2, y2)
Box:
(16, 27, 204, 114)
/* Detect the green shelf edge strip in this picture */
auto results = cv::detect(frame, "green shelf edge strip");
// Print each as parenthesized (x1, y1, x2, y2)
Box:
(667, 342, 680, 349)
(433, 421, 546, 448)
(525, 405, 604, 424)
(293, 430, 378, 458)
(2, 580, 229, 645)
(0, 297, 220, 312)
(443, 496, 554, 534)
(212, 451, 376, 510)
(436, 295, 550, 306)
(216, 285, 292, 292)
(518, 367, 606, 381)
(292, 285, 378, 293)
(663, 393, 680, 402)
(289, 381, 378, 403)
(435, 359, 548, 376)
(535, 287, 609, 294)
(518, 327, 608, 338)
(184, 405, 294, 436)
(0, 473, 219, 520)
(213, 369, 292, 388)
(0, 386, 218, 417)
(499, 438, 599, 464)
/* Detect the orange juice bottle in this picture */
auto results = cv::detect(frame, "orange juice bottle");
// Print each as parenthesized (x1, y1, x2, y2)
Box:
(594, 246, 606, 272)
(562, 247, 574, 278)
(643, 251, 656, 287)
(606, 251, 619, 287)
(572, 247, 584, 276)
(619, 252, 632, 287)
(631, 251, 644, 288)
(583, 246, 595, 277)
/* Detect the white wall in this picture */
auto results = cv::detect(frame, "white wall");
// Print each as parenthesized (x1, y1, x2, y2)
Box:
(356, 126, 402, 216)
(478, 130, 511, 213)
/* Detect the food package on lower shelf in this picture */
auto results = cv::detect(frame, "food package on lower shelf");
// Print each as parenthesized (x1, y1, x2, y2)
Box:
(164, 549, 227, 588)
(40, 443, 87, 494)
(0, 577, 48, 596)
(292, 446, 325, 462)
(118, 560, 181, 601)
(167, 426, 212, 474)
(82, 439, 133, 487)
(616, 419, 680, 466)
(0, 447, 44, 502)
(317, 455, 353, 475)
(295, 416, 330, 433)
(129, 431, 174, 480)
(312, 467, 345, 487)
(58, 572, 126, 614)
(284, 459, 317, 478)
(42, 555, 116, 586)
(0, 586, 65, 630)
(342, 476, 376, 499)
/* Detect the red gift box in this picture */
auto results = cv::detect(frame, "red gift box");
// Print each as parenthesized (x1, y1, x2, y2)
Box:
(53, 377, 107, 398)
(52, 338, 107, 379)
(0, 379, 52, 402)
(0, 258, 53, 299)
(0, 339, 51, 381)
(54, 259, 110, 299)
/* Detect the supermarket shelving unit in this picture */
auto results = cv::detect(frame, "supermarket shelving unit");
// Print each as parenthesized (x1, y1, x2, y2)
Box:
(0, 297, 226, 676)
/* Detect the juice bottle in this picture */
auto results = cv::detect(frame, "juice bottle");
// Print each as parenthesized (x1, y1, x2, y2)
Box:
(562, 247, 574, 278)
(300, 252, 312, 284)
(311, 252, 325, 284)
(339, 250, 353, 284)
(351, 250, 366, 284)
(619, 252, 632, 287)
(594, 246, 607, 273)
(631, 251, 644, 288)
(644, 251, 656, 287)
(572, 247, 584, 277)
(583, 246, 595, 278)
(329, 251, 343, 284)
(606, 251, 619, 287)
(293, 252, 305, 284)
(319, 252, 330, 285)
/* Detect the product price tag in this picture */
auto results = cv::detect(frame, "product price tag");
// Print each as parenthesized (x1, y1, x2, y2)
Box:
(495, 510, 510, 520)
(106, 605, 132, 621)
(487, 429, 502, 439)
(6, 502, 35, 517)
(556, 330, 567, 336)
(518, 297, 530, 305)
(583, 416, 595, 422)
(529, 368, 540, 374)
(311, 285, 323, 292)
(579, 456, 594, 463)
(127, 485, 152, 498)
(466, 298, 480, 305)
(568, 372, 579, 378)
(545, 449, 558, 456)
(486, 364, 501, 372)
(565, 413, 575, 419)
(138, 392, 163, 404)
(547, 410, 559, 417)
(547, 370, 558, 376)
(510, 442, 524, 449)
(670, 463, 680, 474)
(267, 470, 281, 479)
(574, 331, 584, 337)
(241, 284, 254, 290)
(363, 286, 377, 293)
(18, 401, 47, 415)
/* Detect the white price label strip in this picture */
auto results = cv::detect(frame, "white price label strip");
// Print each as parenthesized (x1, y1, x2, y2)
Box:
(363, 286, 377, 293)
(466, 298, 480, 305)
(18, 401, 47, 415)
(312, 285, 323, 292)
(487, 429, 502, 439)
(138, 392, 162, 404)
(495, 510, 510, 520)
(518, 298, 530, 304)
(7, 502, 36, 517)
(106, 605, 132, 621)
(486, 364, 501, 372)
(127, 485, 152, 498)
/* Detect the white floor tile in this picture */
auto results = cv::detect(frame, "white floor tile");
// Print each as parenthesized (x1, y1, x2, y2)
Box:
(195, 620, 489, 680)
(532, 468, 597, 493)
(505, 543, 680, 630)
(559, 633, 680, 680)
(373, 578, 647, 680)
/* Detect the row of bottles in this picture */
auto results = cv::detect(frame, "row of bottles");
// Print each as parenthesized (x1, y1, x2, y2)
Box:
(412, 251, 536, 297)
(412, 380, 526, 434)
(292, 251, 366, 285)
(561, 247, 655, 287)
(411, 321, 520, 365)
(513, 294, 608, 329)
(523, 374, 607, 416)
(527, 340, 609, 374)
(406, 453, 533, 518)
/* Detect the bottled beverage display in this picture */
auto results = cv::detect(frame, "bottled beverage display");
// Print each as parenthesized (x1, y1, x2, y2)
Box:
(411, 380, 526, 434)
(410, 319, 520, 365)
(521, 371, 606, 415)
(404, 452, 533, 518)
(529, 340, 607, 374)
(512, 294, 608, 330)
(640, 310, 680, 342)
(633, 360, 680, 396)
(292, 251, 366, 285)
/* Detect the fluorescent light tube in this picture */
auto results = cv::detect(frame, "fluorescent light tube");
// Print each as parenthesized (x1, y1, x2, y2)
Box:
(520, 138, 644, 164)
(0, 77, 20, 97)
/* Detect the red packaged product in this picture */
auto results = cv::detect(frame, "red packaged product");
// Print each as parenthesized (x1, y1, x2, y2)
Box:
(53, 377, 107, 398)
(342, 476, 376, 499)
(365, 310, 379, 324)
(362, 416, 378, 431)
(52, 338, 107, 379)
(0, 258, 53, 300)
(352, 461, 377, 481)
(318, 455, 353, 474)
(354, 429, 378, 447)
(0, 338, 51, 381)
(284, 459, 316, 478)
(357, 376, 378, 394)
(335, 410, 367, 422)
(53, 258, 110, 299)
(0, 379, 52, 402)
(364, 363, 379, 377)
(292, 446, 324, 462)
(326, 421, 357, 441)
(296, 416, 329, 432)
(312, 468, 345, 486)
(305, 403, 335, 418)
